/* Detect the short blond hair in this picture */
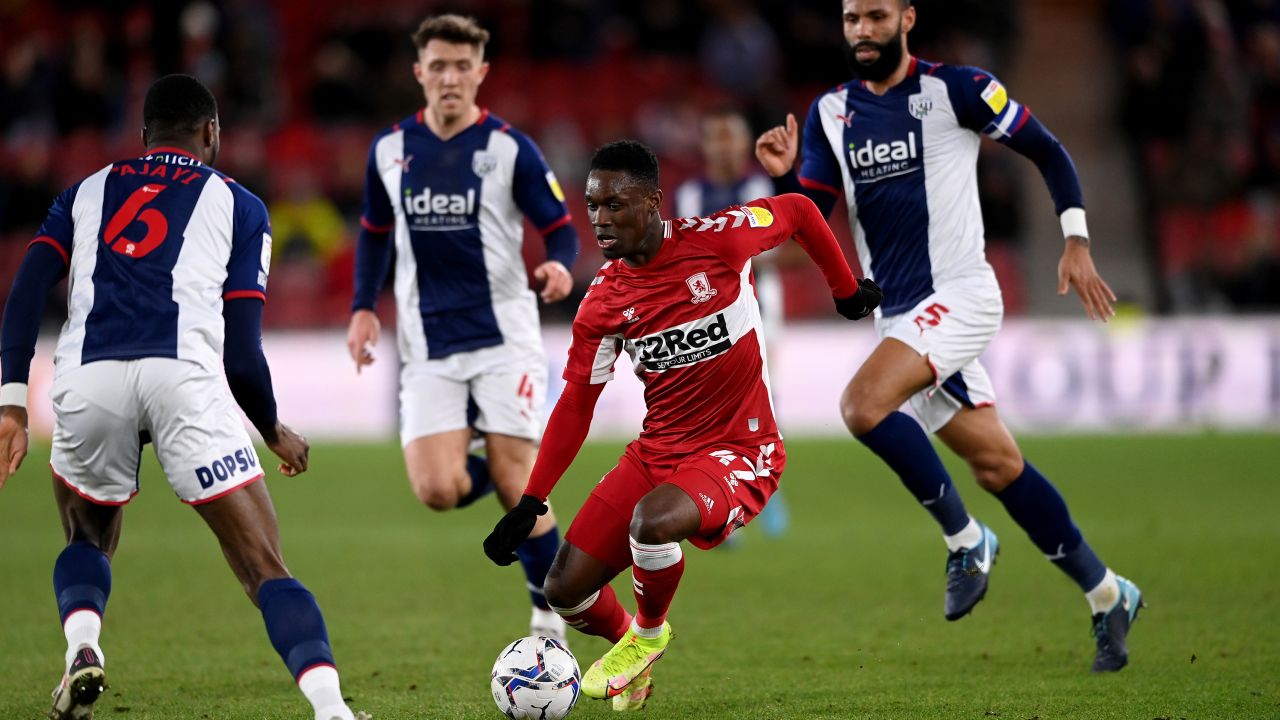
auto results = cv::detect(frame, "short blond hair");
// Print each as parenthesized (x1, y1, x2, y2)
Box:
(412, 14, 490, 54)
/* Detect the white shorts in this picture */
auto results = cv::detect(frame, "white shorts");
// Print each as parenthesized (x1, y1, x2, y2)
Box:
(876, 274, 1004, 433)
(50, 359, 261, 505)
(399, 341, 547, 446)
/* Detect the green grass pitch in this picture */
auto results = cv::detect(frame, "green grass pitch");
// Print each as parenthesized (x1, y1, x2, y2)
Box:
(1, 435, 1278, 719)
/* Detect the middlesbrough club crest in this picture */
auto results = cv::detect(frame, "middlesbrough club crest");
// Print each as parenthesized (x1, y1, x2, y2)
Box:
(686, 272, 717, 304)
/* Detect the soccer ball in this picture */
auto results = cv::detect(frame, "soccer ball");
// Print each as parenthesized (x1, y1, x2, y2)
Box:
(490, 635, 581, 719)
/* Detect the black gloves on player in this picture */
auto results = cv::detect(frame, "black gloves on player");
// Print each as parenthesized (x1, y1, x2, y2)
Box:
(834, 278, 883, 321)
(483, 494, 549, 566)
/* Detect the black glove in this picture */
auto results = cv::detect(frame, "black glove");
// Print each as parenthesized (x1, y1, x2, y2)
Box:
(834, 278, 883, 321)
(484, 494, 548, 566)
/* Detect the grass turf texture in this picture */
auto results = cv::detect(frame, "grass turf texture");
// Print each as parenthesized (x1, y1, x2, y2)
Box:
(1, 435, 1277, 719)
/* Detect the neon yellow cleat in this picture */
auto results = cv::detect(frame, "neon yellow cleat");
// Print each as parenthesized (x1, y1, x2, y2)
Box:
(611, 665, 654, 711)
(581, 622, 672, 699)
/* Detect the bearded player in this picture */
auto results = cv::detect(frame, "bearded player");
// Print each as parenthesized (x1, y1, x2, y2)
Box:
(483, 140, 881, 709)
(756, 0, 1143, 672)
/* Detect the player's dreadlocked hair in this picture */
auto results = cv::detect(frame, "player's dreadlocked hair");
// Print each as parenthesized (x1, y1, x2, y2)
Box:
(412, 14, 490, 54)
(143, 74, 217, 146)
(590, 140, 660, 193)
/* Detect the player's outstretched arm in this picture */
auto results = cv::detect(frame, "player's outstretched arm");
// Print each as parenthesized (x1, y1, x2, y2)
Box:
(483, 380, 604, 565)
(1057, 235, 1116, 322)
(770, 194, 883, 320)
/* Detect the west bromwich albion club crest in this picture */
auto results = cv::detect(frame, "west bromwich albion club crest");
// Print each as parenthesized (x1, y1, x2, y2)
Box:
(908, 94, 933, 119)
(686, 272, 718, 304)
(472, 150, 498, 177)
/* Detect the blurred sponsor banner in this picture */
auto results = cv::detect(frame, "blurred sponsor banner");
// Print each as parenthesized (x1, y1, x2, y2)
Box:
(23, 317, 1280, 440)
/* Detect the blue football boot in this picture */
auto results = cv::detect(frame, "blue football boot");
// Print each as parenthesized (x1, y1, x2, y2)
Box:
(944, 522, 999, 621)
(1091, 575, 1144, 672)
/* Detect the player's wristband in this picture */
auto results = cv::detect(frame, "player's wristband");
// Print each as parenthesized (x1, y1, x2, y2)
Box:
(1060, 208, 1089, 240)
(0, 382, 28, 409)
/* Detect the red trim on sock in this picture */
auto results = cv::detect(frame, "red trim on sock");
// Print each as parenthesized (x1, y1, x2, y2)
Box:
(295, 662, 337, 685)
(62, 608, 103, 624)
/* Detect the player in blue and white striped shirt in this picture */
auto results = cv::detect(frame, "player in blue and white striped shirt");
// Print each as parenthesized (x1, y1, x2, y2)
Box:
(345, 15, 579, 643)
(757, 0, 1143, 672)
(0, 75, 364, 720)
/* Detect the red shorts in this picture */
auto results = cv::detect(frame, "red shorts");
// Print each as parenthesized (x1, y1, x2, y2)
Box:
(564, 439, 785, 571)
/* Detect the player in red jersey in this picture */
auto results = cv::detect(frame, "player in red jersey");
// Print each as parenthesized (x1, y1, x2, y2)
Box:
(483, 140, 881, 710)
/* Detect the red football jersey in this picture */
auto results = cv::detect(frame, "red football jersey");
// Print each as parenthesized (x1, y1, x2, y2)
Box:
(563, 195, 818, 462)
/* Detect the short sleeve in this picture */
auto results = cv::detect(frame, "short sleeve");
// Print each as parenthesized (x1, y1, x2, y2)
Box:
(940, 66, 1030, 142)
(28, 183, 80, 265)
(562, 301, 621, 386)
(224, 188, 271, 302)
(798, 95, 844, 199)
(509, 130, 572, 235)
(361, 135, 395, 233)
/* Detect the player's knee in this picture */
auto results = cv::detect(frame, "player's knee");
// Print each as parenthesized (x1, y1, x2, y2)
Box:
(629, 494, 690, 546)
(971, 453, 1023, 493)
(542, 573, 583, 612)
(840, 388, 887, 436)
(414, 486, 460, 511)
(407, 470, 465, 511)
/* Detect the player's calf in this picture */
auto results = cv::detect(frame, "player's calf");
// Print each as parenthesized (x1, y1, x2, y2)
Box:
(547, 585, 632, 644)
(258, 578, 362, 720)
(50, 541, 112, 720)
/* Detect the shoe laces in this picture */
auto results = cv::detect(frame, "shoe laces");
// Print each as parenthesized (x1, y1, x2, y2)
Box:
(605, 633, 660, 674)
(946, 548, 978, 580)
(1090, 611, 1113, 646)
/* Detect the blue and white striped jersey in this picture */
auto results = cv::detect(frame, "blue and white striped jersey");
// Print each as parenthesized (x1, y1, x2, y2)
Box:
(799, 57, 1040, 316)
(361, 109, 574, 362)
(33, 147, 271, 380)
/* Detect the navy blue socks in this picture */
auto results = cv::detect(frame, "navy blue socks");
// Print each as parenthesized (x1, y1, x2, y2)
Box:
(54, 541, 111, 622)
(995, 462, 1107, 592)
(516, 528, 560, 610)
(257, 578, 335, 680)
(857, 411, 971, 535)
(456, 454, 496, 509)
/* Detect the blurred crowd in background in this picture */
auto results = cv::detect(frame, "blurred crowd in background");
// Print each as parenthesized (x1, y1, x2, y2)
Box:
(0, 0, 1277, 328)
